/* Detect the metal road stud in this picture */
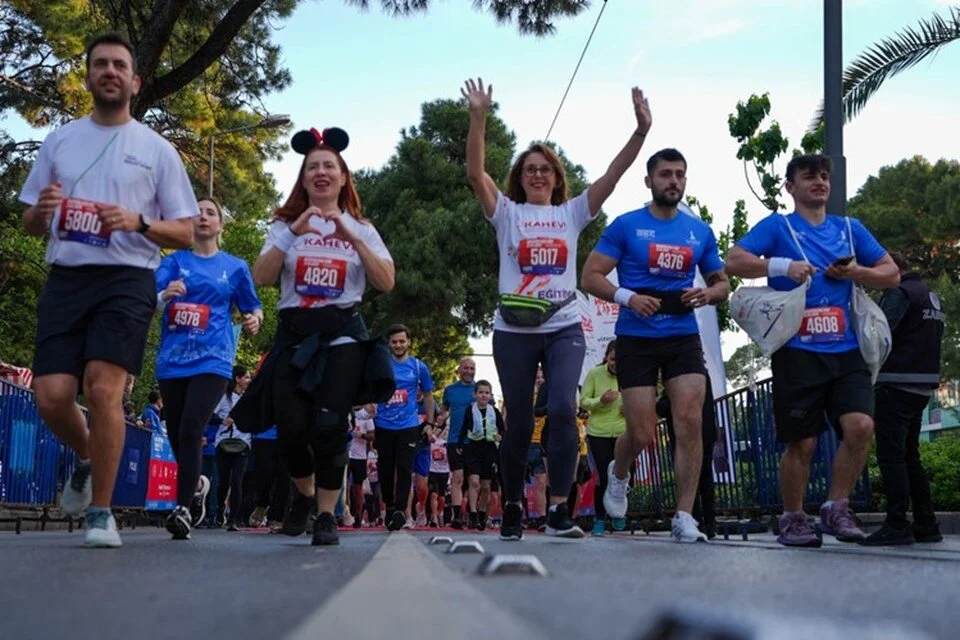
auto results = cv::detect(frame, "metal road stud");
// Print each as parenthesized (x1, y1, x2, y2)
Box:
(475, 554, 549, 577)
(429, 536, 453, 545)
(447, 541, 485, 554)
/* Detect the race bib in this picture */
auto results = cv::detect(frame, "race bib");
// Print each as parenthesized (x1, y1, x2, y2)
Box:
(798, 307, 846, 343)
(431, 447, 446, 462)
(167, 302, 211, 333)
(58, 198, 111, 248)
(295, 256, 346, 298)
(648, 243, 693, 278)
(367, 460, 379, 483)
(387, 389, 409, 407)
(518, 238, 567, 275)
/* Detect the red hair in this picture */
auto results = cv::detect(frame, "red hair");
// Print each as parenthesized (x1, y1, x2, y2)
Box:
(274, 146, 364, 222)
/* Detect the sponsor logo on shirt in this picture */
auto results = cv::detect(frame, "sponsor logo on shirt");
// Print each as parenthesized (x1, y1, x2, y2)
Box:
(537, 288, 575, 301)
(123, 154, 153, 171)
(687, 230, 700, 245)
(298, 234, 357, 255)
(521, 219, 568, 232)
(636, 229, 655, 239)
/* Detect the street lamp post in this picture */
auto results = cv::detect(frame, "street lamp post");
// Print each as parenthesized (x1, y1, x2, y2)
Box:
(824, 0, 846, 214)
(207, 113, 290, 198)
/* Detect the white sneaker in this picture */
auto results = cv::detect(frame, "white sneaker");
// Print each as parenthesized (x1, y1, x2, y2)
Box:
(190, 475, 211, 526)
(403, 517, 415, 530)
(603, 461, 629, 519)
(85, 511, 122, 548)
(416, 510, 428, 528)
(671, 510, 708, 543)
(61, 462, 93, 516)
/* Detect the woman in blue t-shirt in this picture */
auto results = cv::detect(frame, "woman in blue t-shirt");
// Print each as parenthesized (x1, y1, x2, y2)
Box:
(155, 196, 263, 540)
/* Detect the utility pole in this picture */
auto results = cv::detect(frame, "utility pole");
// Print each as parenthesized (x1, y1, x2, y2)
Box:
(824, 0, 846, 214)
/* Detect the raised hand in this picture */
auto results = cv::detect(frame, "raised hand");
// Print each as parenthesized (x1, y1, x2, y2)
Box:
(461, 78, 493, 113)
(161, 279, 187, 301)
(319, 208, 357, 243)
(632, 87, 652, 135)
(290, 206, 321, 236)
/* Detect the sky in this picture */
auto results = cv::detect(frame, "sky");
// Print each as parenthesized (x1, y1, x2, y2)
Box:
(5, 0, 960, 397)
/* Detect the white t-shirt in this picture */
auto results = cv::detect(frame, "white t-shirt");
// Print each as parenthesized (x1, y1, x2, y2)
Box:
(213, 392, 253, 447)
(366, 450, 379, 483)
(19, 117, 198, 269)
(430, 437, 450, 474)
(349, 408, 375, 460)
(261, 214, 393, 311)
(488, 189, 594, 333)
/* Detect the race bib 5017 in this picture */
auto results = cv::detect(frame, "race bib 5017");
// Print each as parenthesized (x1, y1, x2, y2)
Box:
(58, 198, 111, 248)
(518, 238, 567, 275)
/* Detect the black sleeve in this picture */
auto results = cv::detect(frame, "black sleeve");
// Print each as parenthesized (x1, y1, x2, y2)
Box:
(495, 408, 505, 436)
(880, 287, 911, 332)
(533, 385, 549, 418)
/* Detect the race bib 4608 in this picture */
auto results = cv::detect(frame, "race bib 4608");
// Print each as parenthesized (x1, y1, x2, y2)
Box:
(167, 302, 211, 333)
(798, 306, 846, 343)
(295, 256, 346, 298)
(518, 238, 568, 275)
(648, 243, 693, 278)
(58, 198, 111, 248)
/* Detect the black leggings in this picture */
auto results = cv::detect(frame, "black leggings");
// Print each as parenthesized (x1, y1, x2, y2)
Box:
(274, 342, 365, 491)
(216, 448, 249, 519)
(253, 439, 290, 522)
(374, 426, 420, 511)
(588, 435, 618, 519)
(158, 374, 229, 507)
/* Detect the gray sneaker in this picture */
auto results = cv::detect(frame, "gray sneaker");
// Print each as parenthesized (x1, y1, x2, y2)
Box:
(777, 512, 822, 548)
(818, 499, 865, 542)
(61, 462, 93, 516)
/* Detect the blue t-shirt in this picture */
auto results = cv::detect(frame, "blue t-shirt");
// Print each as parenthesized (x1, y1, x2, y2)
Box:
(202, 424, 218, 456)
(595, 207, 725, 337)
(737, 213, 887, 353)
(442, 381, 476, 444)
(255, 425, 278, 441)
(155, 251, 261, 380)
(376, 357, 434, 431)
(141, 405, 163, 434)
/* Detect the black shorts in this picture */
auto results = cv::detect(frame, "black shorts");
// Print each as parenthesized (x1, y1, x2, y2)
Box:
(464, 441, 498, 480)
(33, 265, 156, 378)
(771, 347, 873, 443)
(446, 443, 465, 472)
(348, 458, 368, 485)
(616, 334, 707, 389)
(428, 472, 449, 493)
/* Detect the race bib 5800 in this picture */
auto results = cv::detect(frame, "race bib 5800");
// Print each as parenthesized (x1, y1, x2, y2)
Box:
(648, 243, 693, 278)
(167, 302, 210, 333)
(798, 307, 846, 343)
(58, 198, 111, 248)
(295, 256, 346, 298)
(518, 238, 567, 275)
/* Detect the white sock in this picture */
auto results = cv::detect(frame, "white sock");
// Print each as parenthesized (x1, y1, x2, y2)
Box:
(822, 500, 835, 510)
(77, 457, 91, 467)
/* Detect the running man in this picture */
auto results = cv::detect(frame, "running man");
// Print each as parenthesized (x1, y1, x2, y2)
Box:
(726, 154, 898, 547)
(19, 32, 197, 547)
(439, 357, 476, 529)
(581, 148, 729, 543)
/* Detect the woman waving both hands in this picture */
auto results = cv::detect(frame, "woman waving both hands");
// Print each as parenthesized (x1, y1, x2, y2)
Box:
(461, 77, 652, 541)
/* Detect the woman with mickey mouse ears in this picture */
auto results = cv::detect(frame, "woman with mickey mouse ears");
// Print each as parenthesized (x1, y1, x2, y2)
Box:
(240, 126, 396, 546)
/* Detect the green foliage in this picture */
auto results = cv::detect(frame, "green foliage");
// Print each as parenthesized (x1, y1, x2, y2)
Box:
(868, 435, 960, 512)
(728, 93, 789, 212)
(724, 343, 767, 389)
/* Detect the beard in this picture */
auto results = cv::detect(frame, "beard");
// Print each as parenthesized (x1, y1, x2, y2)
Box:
(392, 347, 408, 359)
(90, 84, 132, 111)
(652, 187, 683, 207)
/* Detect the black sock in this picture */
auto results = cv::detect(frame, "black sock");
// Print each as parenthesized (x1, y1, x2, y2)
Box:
(453, 505, 462, 520)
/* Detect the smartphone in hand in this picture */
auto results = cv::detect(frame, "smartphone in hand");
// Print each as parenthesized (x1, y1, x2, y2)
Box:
(832, 255, 855, 267)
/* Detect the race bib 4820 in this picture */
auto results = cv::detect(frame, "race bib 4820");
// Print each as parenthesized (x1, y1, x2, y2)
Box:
(167, 302, 211, 333)
(295, 256, 346, 298)
(798, 306, 846, 343)
(648, 243, 693, 278)
(518, 238, 567, 275)
(58, 198, 111, 248)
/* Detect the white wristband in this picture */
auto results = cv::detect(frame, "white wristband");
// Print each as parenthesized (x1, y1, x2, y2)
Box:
(767, 257, 792, 279)
(271, 227, 297, 253)
(613, 288, 634, 307)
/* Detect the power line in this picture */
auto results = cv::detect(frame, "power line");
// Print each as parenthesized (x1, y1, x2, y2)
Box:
(544, 0, 610, 142)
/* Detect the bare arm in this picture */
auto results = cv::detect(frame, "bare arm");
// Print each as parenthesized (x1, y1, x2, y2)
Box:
(253, 247, 285, 287)
(423, 393, 436, 426)
(826, 253, 900, 290)
(143, 218, 194, 249)
(581, 250, 662, 317)
(726, 246, 816, 283)
(588, 87, 652, 216)
(351, 232, 395, 293)
(461, 78, 498, 218)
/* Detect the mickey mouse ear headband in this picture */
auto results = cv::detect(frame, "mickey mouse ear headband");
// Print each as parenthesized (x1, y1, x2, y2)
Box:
(291, 127, 349, 154)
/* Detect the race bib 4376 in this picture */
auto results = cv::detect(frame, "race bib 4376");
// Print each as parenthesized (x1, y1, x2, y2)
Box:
(518, 238, 567, 275)
(58, 198, 111, 248)
(648, 243, 693, 278)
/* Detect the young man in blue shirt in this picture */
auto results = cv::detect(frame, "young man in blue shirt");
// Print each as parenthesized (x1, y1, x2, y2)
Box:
(581, 148, 729, 543)
(439, 357, 477, 529)
(726, 154, 899, 547)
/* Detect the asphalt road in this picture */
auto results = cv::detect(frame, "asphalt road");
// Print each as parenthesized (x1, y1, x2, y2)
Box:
(1, 526, 957, 640)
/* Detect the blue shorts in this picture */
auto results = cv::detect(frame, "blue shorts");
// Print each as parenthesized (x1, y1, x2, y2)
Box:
(413, 446, 431, 477)
(527, 443, 546, 476)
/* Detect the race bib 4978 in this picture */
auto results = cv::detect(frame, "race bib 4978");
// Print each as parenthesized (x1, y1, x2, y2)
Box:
(58, 198, 111, 248)
(167, 302, 211, 333)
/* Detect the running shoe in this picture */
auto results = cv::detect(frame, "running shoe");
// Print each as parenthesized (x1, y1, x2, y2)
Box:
(591, 519, 606, 537)
(499, 503, 524, 541)
(859, 522, 914, 546)
(671, 510, 707, 543)
(428, 520, 439, 528)
(611, 517, 627, 532)
(468, 511, 479, 530)
(165, 505, 192, 540)
(603, 461, 629, 519)
(478, 511, 488, 532)
(776, 511, 822, 548)
(267, 520, 283, 534)
(311, 512, 339, 546)
(913, 521, 943, 543)
(248, 505, 268, 528)
(403, 516, 415, 530)
(215, 509, 226, 529)
(283, 490, 314, 536)
(416, 510, 428, 528)
(226, 521, 239, 532)
(818, 500, 865, 542)
(450, 518, 463, 530)
(386, 509, 406, 532)
(545, 504, 585, 539)
(353, 518, 362, 529)
(190, 476, 211, 527)
(85, 510, 122, 548)
(61, 461, 93, 516)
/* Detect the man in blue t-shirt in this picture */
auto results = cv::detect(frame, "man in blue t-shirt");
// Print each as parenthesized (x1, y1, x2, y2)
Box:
(439, 357, 477, 529)
(581, 148, 729, 543)
(726, 154, 899, 548)
(375, 324, 435, 531)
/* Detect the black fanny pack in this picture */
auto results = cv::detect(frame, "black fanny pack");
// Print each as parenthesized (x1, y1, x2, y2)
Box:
(632, 289, 693, 316)
(498, 293, 576, 328)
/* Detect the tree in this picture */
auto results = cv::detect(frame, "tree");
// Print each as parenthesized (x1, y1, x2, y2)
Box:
(723, 342, 768, 389)
(357, 98, 606, 383)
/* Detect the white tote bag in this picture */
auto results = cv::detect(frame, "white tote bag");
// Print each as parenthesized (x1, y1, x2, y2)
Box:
(845, 217, 892, 383)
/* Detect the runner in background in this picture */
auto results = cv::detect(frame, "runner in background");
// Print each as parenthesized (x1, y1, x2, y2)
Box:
(19, 32, 197, 547)
(428, 423, 451, 527)
(248, 425, 289, 533)
(349, 405, 376, 529)
(459, 380, 505, 530)
(155, 196, 263, 540)
(365, 448, 382, 527)
(212, 366, 253, 531)
(527, 368, 548, 530)
(440, 358, 477, 529)
(407, 391, 433, 528)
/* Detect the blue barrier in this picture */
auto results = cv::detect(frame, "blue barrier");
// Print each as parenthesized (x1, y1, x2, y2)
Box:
(112, 425, 152, 508)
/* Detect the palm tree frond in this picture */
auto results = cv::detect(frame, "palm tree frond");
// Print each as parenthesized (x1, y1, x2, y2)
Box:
(810, 6, 960, 130)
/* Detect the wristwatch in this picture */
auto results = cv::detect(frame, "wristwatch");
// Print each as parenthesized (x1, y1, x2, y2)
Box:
(137, 213, 151, 234)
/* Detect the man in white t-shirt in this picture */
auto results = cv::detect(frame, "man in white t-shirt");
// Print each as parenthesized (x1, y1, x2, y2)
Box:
(18, 32, 197, 548)
(348, 405, 376, 528)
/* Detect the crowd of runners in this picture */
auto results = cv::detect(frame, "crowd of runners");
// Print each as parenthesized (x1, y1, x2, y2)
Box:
(17, 32, 945, 550)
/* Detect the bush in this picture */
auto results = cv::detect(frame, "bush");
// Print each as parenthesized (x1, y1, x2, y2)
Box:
(867, 435, 960, 512)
